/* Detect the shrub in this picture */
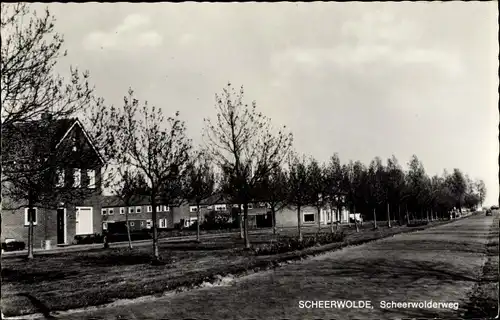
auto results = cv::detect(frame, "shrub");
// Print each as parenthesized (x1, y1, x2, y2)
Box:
(253, 231, 345, 255)
(201, 210, 233, 230)
(73, 233, 104, 245)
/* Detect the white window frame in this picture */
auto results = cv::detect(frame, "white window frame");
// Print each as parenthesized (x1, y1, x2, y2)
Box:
(108, 208, 114, 215)
(120, 207, 125, 215)
(130, 221, 135, 227)
(159, 218, 168, 228)
(136, 206, 142, 213)
(147, 205, 152, 213)
(163, 205, 170, 212)
(140, 221, 145, 227)
(73, 168, 81, 188)
(190, 206, 198, 213)
(207, 205, 214, 210)
(56, 169, 65, 188)
(24, 207, 38, 226)
(146, 219, 152, 228)
(101, 208, 107, 215)
(303, 212, 316, 223)
(128, 207, 134, 214)
(215, 204, 226, 211)
(156, 205, 162, 212)
(87, 169, 96, 189)
(247, 203, 254, 210)
(102, 222, 108, 230)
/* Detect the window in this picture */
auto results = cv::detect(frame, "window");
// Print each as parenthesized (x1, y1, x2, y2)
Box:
(190, 206, 198, 213)
(247, 203, 254, 210)
(56, 169, 65, 187)
(120, 207, 125, 215)
(159, 218, 167, 228)
(73, 168, 81, 188)
(147, 206, 152, 213)
(163, 205, 170, 212)
(24, 207, 38, 226)
(146, 219, 152, 228)
(108, 208, 114, 215)
(303, 213, 315, 223)
(130, 222, 135, 227)
(215, 204, 226, 211)
(87, 170, 96, 189)
(140, 221, 144, 227)
(156, 205, 162, 212)
(102, 222, 108, 230)
(128, 207, 134, 214)
(207, 205, 214, 210)
(136, 206, 142, 213)
(101, 208, 107, 215)
(232, 204, 239, 208)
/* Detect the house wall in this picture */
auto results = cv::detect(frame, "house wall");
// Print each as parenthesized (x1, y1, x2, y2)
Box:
(275, 205, 351, 228)
(101, 204, 176, 231)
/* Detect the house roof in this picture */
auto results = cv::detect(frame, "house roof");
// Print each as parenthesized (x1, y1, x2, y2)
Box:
(2, 117, 105, 165)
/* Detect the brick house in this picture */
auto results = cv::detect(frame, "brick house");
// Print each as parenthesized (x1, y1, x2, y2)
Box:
(1, 117, 105, 248)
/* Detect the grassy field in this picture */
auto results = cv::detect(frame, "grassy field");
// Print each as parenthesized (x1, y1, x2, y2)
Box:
(1, 219, 456, 317)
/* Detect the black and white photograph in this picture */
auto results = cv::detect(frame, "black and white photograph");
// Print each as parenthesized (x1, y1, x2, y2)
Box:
(1, 2, 498, 319)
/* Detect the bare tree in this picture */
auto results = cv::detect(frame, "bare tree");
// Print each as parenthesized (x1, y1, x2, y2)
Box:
(110, 89, 192, 262)
(203, 83, 292, 249)
(107, 167, 148, 249)
(1, 3, 93, 127)
(287, 153, 311, 241)
(324, 153, 345, 233)
(184, 152, 216, 242)
(255, 165, 289, 235)
(307, 158, 328, 231)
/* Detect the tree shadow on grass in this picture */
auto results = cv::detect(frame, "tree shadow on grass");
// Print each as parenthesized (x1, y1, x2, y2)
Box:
(1, 268, 79, 284)
(16, 293, 55, 319)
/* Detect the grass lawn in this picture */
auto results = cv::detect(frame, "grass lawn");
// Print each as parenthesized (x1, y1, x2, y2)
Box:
(1, 218, 456, 317)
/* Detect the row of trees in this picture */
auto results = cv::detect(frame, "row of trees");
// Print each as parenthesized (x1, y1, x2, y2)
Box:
(0, 4, 488, 261)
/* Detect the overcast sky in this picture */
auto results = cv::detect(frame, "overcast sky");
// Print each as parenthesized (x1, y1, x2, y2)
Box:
(41, 2, 498, 205)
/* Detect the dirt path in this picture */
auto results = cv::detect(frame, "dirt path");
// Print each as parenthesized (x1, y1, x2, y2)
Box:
(48, 214, 498, 319)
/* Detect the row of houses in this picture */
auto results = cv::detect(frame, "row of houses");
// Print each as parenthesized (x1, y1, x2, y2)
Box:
(1, 116, 352, 249)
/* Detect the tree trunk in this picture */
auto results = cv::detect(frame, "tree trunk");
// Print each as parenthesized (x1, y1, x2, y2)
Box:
(297, 205, 303, 241)
(27, 203, 34, 259)
(397, 204, 401, 226)
(387, 203, 391, 228)
(151, 196, 159, 262)
(271, 207, 277, 235)
(196, 204, 201, 242)
(125, 206, 133, 250)
(239, 204, 244, 239)
(243, 203, 250, 249)
(317, 207, 321, 232)
(353, 204, 359, 232)
(406, 204, 410, 225)
(426, 209, 430, 222)
(373, 207, 378, 229)
(330, 206, 335, 233)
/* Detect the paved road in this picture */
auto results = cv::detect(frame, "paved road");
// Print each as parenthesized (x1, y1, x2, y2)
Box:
(49, 213, 496, 320)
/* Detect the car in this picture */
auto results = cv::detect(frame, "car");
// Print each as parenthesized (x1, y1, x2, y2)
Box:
(491, 205, 499, 210)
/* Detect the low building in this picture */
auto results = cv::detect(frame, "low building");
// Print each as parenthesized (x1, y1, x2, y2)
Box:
(100, 195, 187, 232)
(275, 205, 351, 228)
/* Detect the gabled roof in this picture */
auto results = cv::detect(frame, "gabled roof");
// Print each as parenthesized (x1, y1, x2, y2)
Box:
(101, 195, 183, 208)
(1, 117, 105, 165)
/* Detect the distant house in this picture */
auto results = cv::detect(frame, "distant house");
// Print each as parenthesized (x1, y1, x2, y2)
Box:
(275, 205, 351, 228)
(100, 195, 186, 232)
(1, 117, 105, 247)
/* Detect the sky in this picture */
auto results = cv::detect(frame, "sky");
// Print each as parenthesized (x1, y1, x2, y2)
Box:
(38, 2, 498, 205)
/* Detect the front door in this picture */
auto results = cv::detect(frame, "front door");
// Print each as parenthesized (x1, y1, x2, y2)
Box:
(57, 209, 65, 244)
